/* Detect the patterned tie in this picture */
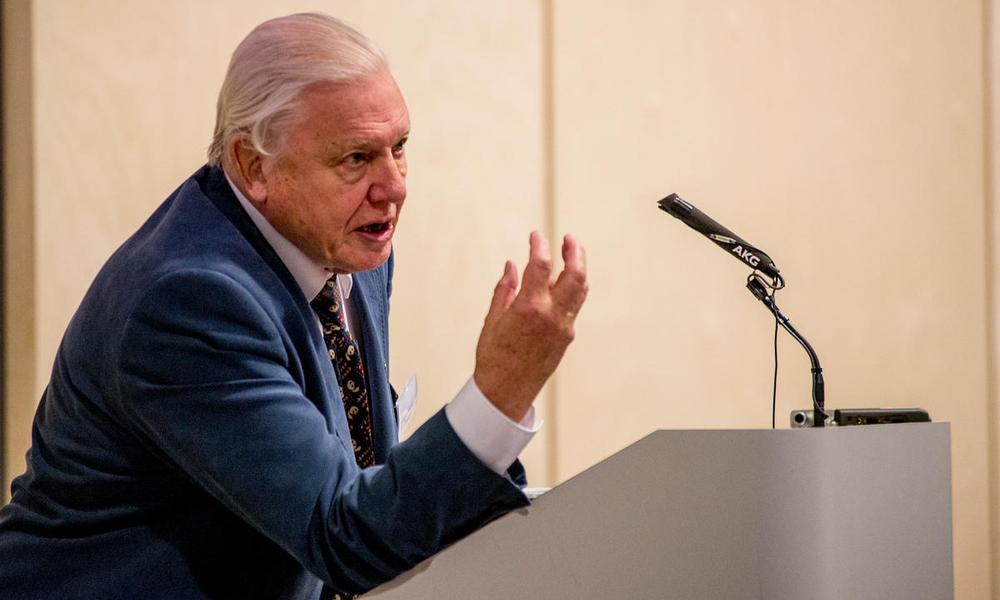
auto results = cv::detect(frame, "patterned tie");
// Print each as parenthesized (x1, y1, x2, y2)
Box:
(311, 276, 375, 468)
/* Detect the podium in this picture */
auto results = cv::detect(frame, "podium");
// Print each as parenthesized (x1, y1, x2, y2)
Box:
(366, 423, 952, 599)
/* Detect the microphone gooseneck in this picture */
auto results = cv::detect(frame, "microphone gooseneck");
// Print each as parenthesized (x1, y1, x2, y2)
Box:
(746, 275, 826, 426)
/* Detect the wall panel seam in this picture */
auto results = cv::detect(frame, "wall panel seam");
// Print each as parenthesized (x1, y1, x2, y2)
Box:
(2, 0, 36, 504)
(0, 0, 6, 499)
(541, 0, 558, 483)
(983, 0, 1000, 598)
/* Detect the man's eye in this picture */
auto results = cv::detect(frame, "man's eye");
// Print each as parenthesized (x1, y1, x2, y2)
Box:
(344, 152, 368, 166)
(392, 139, 407, 158)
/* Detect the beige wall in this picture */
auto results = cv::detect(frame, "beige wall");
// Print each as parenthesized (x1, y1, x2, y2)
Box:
(3, 1, 997, 598)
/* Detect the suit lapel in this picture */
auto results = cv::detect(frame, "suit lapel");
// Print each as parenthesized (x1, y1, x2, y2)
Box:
(199, 167, 304, 303)
(197, 166, 355, 456)
(200, 165, 398, 461)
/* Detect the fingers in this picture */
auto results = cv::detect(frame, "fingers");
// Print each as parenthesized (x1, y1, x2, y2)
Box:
(500, 260, 518, 306)
(484, 260, 518, 328)
(560, 233, 586, 274)
(552, 234, 588, 313)
(519, 231, 553, 301)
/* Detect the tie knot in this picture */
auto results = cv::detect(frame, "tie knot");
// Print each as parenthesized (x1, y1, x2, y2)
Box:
(311, 276, 345, 322)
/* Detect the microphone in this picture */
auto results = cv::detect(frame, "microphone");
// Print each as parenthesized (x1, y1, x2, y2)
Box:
(657, 193, 782, 282)
(658, 193, 826, 426)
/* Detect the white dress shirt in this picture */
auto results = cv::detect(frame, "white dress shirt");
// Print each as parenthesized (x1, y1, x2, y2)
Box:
(225, 176, 538, 475)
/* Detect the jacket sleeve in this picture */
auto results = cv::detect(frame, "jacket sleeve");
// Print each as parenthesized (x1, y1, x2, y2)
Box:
(115, 268, 528, 595)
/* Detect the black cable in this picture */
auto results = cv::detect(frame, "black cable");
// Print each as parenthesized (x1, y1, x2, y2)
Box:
(772, 306, 779, 429)
(767, 284, 780, 429)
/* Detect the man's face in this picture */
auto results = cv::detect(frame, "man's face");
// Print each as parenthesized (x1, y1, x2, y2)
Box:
(257, 72, 410, 273)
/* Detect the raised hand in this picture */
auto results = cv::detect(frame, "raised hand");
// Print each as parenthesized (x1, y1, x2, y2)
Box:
(473, 231, 589, 422)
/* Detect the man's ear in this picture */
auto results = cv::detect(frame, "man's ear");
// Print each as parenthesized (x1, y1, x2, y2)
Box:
(227, 134, 269, 204)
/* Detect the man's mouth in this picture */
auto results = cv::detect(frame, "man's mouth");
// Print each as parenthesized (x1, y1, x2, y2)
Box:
(355, 220, 393, 239)
(359, 221, 390, 234)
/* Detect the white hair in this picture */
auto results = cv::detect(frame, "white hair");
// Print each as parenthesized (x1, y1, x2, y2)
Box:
(208, 12, 387, 167)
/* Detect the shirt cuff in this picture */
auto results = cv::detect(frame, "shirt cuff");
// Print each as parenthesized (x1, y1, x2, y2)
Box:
(444, 377, 541, 475)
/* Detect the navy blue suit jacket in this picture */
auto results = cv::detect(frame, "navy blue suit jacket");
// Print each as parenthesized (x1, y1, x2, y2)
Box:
(0, 166, 528, 599)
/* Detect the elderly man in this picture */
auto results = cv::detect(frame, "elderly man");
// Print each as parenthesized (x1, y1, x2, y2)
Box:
(0, 13, 587, 600)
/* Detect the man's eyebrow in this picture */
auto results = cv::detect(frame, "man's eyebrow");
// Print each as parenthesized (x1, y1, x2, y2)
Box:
(340, 132, 409, 150)
(337, 138, 373, 150)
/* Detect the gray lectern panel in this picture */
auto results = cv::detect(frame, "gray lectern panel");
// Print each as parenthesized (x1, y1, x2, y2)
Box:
(366, 423, 952, 599)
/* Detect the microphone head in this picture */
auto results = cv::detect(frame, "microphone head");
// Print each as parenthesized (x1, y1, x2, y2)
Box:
(657, 194, 691, 220)
(657, 193, 782, 282)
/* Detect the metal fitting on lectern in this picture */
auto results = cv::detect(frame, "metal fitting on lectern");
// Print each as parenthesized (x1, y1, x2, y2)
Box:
(790, 410, 817, 428)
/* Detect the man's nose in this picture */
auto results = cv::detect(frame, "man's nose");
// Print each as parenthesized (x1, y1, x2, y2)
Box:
(368, 154, 406, 204)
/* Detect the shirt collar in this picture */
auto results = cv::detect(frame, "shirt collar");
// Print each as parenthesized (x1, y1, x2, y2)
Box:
(224, 173, 352, 301)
